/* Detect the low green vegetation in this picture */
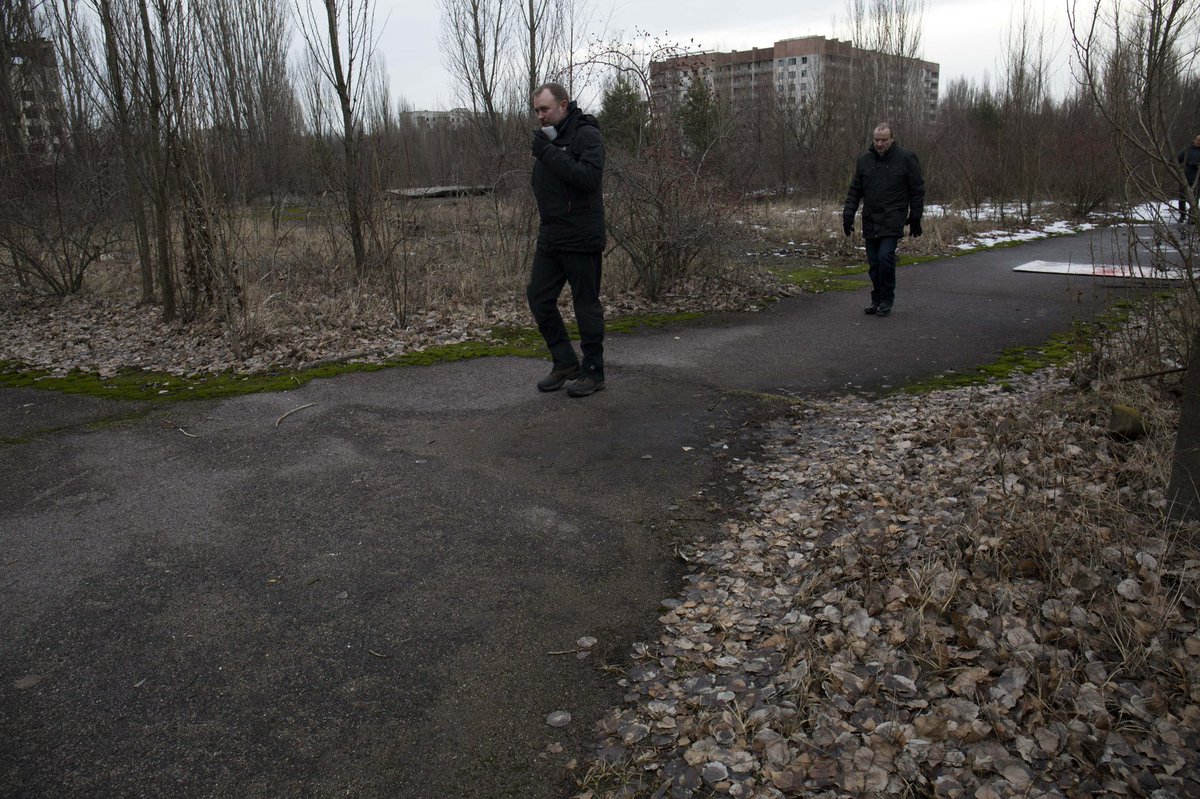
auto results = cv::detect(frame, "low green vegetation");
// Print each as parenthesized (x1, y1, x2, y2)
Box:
(778, 263, 866, 292)
(0, 311, 706, 402)
(901, 312, 1124, 394)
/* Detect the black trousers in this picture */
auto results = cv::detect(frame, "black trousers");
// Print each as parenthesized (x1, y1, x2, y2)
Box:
(866, 236, 900, 305)
(527, 248, 604, 378)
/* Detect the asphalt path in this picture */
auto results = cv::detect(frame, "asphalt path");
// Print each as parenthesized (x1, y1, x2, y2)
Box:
(0, 226, 1171, 798)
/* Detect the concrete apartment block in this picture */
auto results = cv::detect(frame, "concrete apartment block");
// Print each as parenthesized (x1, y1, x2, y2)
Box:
(651, 35, 939, 119)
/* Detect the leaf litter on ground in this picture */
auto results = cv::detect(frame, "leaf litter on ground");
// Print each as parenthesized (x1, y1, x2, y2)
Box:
(579, 361, 1200, 798)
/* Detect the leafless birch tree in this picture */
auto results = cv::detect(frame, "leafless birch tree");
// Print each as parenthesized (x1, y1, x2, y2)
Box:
(296, 0, 380, 276)
(439, 0, 510, 146)
(996, 1, 1055, 223)
(91, 0, 155, 301)
(843, 0, 928, 141)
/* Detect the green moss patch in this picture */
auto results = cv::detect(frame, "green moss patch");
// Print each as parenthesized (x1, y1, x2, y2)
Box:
(777, 264, 867, 293)
(901, 320, 1099, 394)
(0, 311, 706, 402)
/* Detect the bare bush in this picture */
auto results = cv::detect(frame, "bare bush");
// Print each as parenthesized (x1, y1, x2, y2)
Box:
(601, 140, 735, 301)
(0, 154, 123, 295)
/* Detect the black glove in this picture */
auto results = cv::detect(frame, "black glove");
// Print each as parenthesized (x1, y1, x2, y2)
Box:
(531, 129, 551, 158)
(908, 217, 923, 237)
(843, 219, 853, 237)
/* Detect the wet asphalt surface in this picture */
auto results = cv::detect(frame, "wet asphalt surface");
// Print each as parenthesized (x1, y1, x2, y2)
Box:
(0, 227, 1174, 797)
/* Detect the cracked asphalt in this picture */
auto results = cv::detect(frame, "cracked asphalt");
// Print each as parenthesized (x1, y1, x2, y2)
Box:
(0, 227, 1163, 797)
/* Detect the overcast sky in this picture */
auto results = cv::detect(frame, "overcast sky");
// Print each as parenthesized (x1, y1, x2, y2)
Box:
(374, 0, 1074, 111)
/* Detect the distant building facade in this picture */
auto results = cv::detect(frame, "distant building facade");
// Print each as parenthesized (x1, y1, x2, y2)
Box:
(400, 108, 474, 131)
(651, 35, 939, 120)
(6, 37, 64, 155)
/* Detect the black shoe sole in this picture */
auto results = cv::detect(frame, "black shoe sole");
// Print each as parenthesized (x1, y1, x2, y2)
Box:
(876, 307, 892, 317)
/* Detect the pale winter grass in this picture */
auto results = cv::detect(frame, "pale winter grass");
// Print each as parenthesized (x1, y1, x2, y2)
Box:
(1, 194, 1122, 377)
(741, 199, 1074, 262)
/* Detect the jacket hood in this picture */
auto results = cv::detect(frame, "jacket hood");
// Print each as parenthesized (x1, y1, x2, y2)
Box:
(556, 102, 599, 133)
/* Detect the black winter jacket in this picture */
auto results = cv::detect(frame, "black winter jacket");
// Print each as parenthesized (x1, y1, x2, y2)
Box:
(532, 103, 606, 252)
(842, 144, 926, 239)
(1179, 144, 1200, 186)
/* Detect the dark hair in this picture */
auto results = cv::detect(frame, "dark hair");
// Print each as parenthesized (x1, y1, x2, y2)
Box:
(533, 82, 570, 103)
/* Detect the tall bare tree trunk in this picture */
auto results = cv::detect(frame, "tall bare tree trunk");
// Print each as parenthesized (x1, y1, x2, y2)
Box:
(137, 0, 176, 321)
(439, 0, 509, 148)
(96, 0, 156, 305)
(322, 0, 367, 275)
(1070, 0, 1200, 517)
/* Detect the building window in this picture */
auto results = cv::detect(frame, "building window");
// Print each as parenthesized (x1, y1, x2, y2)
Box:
(801, 56, 808, 64)
(801, 69, 807, 77)
(788, 57, 797, 65)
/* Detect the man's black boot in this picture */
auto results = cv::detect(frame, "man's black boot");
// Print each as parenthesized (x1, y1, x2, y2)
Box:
(537, 366, 579, 392)
(566, 374, 605, 397)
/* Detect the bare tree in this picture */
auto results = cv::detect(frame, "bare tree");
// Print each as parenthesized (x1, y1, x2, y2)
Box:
(842, 0, 928, 141)
(0, 0, 132, 296)
(296, 0, 380, 276)
(132, 0, 182, 320)
(515, 0, 552, 102)
(93, 0, 155, 302)
(585, 32, 739, 299)
(996, 1, 1055, 224)
(195, 0, 299, 212)
(439, 0, 509, 145)
(1070, 0, 1200, 518)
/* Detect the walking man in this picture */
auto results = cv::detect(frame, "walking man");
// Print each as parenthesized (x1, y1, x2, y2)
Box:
(1177, 133, 1200, 225)
(528, 82, 607, 397)
(842, 122, 925, 317)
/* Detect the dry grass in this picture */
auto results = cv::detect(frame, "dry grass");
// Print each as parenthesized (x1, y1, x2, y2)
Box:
(3, 193, 1116, 376)
(72, 194, 1070, 318)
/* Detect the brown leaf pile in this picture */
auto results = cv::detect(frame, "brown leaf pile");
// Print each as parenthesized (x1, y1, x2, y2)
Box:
(583, 371, 1200, 798)
(0, 268, 784, 378)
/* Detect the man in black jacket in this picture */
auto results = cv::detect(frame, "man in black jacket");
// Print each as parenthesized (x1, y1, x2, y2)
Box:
(527, 82, 607, 397)
(1178, 133, 1200, 225)
(842, 123, 925, 317)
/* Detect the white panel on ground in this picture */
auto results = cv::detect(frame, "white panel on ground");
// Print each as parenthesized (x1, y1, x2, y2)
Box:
(1013, 260, 1186, 280)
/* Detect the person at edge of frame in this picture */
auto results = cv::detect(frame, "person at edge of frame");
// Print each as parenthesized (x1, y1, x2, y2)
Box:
(1177, 133, 1200, 225)
(841, 122, 926, 317)
(527, 81, 607, 398)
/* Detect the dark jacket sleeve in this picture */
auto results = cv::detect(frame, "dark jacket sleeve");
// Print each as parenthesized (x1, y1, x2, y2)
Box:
(535, 124, 604, 193)
(843, 159, 864, 224)
(906, 150, 926, 220)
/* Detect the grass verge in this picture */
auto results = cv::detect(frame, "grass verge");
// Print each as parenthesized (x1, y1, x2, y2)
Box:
(0, 311, 706, 402)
